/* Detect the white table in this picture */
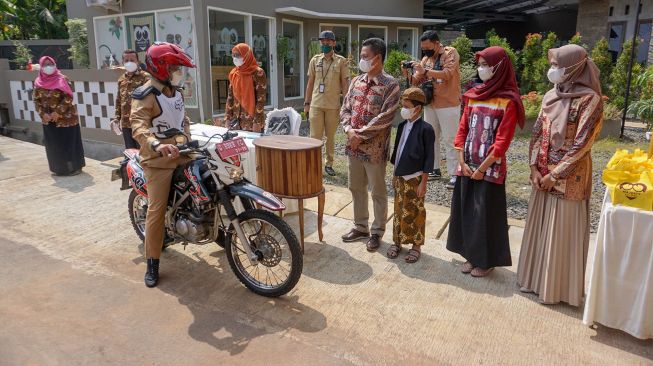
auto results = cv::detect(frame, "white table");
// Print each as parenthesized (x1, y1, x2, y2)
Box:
(583, 190, 653, 339)
(189, 124, 299, 213)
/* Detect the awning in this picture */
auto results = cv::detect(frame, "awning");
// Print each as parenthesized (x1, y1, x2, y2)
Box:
(275, 7, 446, 25)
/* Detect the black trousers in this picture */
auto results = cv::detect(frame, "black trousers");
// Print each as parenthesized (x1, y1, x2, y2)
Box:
(122, 128, 140, 149)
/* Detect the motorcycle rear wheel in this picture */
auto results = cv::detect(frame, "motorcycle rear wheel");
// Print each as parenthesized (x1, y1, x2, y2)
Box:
(225, 209, 302, 297)
(128, 189, 147, 241)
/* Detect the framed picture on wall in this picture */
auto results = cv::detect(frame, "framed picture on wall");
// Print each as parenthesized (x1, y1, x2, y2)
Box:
(126, 13, 156, 62)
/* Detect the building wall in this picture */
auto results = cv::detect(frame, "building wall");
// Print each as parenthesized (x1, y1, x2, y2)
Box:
(576, 0, 610, 49)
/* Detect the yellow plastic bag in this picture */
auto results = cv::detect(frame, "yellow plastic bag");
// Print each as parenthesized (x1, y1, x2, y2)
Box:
(602, 149, 653, 211)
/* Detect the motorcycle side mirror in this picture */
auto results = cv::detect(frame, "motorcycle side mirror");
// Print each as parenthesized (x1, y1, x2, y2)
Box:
(187, 140, 200, 148)
(161, 128, 182, 138)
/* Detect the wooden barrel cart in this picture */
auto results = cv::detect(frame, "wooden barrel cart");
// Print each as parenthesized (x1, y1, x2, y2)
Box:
(253, 136, 325, 251)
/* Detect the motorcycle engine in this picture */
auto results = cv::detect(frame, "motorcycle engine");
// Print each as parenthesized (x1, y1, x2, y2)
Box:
(174, 216, 210, 243)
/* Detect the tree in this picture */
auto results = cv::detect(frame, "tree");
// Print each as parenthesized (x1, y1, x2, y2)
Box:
(591, 38, 613, 95)
(486, 34, 518, 69)
(0, 0, 68, 40)
(450, 33, 474, 66)
(609, 39, 643, 110)
(66, 18, 89, 68)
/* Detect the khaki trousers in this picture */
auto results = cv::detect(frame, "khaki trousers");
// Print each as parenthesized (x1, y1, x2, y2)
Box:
(143, 166, 174, 259)
(347, 156, 388, 237)
(309, 107, 340, 167)
(423, 105, 461, 176)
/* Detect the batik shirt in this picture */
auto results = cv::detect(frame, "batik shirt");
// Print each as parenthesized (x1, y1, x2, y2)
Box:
(529, 93, 603, 201)
(223, 67, 267, 131)
(340, 72, 401, 163)
(454, 97, 518, 185)
(33, 84, 79, 128)
(115, 69, 149, 128)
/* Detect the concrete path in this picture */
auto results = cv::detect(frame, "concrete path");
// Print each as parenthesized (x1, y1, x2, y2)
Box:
(1, 136, 652, 366)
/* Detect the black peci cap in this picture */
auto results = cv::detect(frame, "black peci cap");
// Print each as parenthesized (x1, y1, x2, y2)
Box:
(318, 31, 336, 41)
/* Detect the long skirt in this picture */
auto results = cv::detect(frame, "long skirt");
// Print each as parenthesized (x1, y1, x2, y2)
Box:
(42, 123, 86, 175)
(517, 189, 590, 307)
(446, 176, 512, 269)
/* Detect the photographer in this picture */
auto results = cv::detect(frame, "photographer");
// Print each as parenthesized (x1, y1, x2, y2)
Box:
(403, 30, 461, 189)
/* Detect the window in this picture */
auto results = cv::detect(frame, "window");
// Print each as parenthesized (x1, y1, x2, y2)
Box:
(637, 20, 652, 64)
(625, 5, 630, 15)
(609, 6, 613, 16)
(208, 9, 246, 115)
(252, 16, 272, 104)
(608, 22, 626, 62)
(282, 20, 303, 99)
(320, 24, 351, 58)
(358, 26, 387, 57)
(397, 28, 418, 59)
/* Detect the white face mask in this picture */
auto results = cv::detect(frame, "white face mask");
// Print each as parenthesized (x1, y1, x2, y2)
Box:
(124, 61, 138, 73)
(42, 66, 56, 75)
(359, 56, 374, 73)
(170, 69, 184, 87)
(400, 106, 417, 120)
(477, 66, 494, 82)
(233, 57, 244, 67)
(547, 66, 566, 84)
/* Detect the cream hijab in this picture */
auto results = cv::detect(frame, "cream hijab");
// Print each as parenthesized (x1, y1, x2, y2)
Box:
(541, 44, 601, 150)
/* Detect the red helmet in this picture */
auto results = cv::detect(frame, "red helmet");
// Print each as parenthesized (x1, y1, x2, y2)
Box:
(145, 42, 195, 82)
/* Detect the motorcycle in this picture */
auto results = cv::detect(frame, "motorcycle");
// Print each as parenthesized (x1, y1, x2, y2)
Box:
(111, 128, 302, 297)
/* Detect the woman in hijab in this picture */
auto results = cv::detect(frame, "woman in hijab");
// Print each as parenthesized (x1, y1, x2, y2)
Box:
(217, 43, 267, 132)
(33, 56, 85, 176)
(517, 44, 603, 306)
(447, 46, 525, 277)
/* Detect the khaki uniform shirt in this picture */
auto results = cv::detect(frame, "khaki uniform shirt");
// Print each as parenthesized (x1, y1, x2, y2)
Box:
(131, 79, 191, 169)
(114, 69, 149, 128)
(308, 53, 349, 110)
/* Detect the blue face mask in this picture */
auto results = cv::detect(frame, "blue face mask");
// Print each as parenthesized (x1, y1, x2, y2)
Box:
(321, 44, 333, 54)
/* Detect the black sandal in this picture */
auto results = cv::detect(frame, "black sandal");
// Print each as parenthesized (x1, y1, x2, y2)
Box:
(387, 244, 401, 259)
(405, 248, 421, 263)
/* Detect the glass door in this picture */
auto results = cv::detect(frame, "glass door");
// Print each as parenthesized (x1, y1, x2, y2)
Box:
(252, 16, 274, 108)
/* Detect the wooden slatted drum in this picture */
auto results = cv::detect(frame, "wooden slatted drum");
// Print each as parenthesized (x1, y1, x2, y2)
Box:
(253, 136, 324, 198)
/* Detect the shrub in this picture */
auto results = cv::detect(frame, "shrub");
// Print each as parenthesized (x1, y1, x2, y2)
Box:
(591, 38, 613, 95)
(534, 32, 558, 94)
(450, 33, 474, 66)
(486, 34, 518, 69)
(385, 49, 413, 78)
(65, 18, 89, 68)
(628, 65, 653, 130)
(520, 33, 543, 94)
(568, 32, 589, 50)
(521, 91, 543, 120)
(603, 100, 622, 121)
(609, 39, 642, 110)
(10, 40, 33, 69)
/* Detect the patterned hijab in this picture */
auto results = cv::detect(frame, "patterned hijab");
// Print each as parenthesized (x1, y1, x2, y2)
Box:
(34, 56, 73, 97)
(542, 44, 601, 150)
(228, 43, 259, 116)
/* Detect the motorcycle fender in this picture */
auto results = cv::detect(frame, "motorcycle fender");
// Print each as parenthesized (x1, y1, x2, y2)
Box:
(227, 181, 286, 211)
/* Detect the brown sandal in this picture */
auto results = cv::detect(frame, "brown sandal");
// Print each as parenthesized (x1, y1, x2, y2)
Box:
(471, 267, 494, 277)
(405, 249, 421, 263)
(387, 244, 401, 259)
(461, 261, 474, 274)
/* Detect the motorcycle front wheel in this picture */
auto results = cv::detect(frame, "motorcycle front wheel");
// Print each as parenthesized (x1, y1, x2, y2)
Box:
(225, 209, 303, 297)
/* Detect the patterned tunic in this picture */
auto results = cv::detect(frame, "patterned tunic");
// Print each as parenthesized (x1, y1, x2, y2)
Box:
(454, 97, 518, 185)
(33, 85, 79, 128)
(223, 67, 267, 131)
(529, 93, 603, 201)
(114, 70, 149, 128)
(340, 72, 401, 163)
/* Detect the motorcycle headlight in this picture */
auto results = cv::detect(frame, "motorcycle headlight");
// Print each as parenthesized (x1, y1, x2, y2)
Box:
(227, 166, 244, 180)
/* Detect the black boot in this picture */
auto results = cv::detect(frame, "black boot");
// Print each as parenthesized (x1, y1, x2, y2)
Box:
(144, 258, 160, 288)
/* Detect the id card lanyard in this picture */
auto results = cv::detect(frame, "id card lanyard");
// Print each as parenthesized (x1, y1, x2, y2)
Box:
(317, 57, 334, 93)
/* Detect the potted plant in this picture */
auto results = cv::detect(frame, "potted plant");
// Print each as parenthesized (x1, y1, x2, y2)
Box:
(277, 35, 293, 75)
(10, 40, 33, 70)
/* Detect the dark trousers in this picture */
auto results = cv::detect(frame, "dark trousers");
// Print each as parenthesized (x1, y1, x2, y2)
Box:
(122, 128, 140, 149)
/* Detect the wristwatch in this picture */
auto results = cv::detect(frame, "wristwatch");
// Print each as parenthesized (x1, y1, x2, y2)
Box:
(304, 101, 311, 106)
(150, 140, 161, 152)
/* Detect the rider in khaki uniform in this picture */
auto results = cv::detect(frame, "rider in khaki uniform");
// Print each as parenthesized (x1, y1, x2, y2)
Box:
(130, 42, 195, 288)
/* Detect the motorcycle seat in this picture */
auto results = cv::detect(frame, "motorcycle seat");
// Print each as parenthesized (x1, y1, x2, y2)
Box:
(123, 148, 141, 163)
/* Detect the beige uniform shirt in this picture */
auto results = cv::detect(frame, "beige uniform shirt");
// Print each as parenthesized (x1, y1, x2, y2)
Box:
(307, 53, 349, 110)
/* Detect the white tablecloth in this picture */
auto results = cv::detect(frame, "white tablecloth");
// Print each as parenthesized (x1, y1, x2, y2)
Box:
(583, 190, 653, 339)
(189, 124, 299, 213)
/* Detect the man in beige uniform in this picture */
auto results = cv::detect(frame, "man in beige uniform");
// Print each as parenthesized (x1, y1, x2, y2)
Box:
(304, 30, 350, 176)
(130, 42, 195, 288)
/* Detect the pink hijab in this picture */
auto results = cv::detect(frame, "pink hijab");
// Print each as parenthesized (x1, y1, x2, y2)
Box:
(34, 56, 73, 97)
(541, 45, 601, 150)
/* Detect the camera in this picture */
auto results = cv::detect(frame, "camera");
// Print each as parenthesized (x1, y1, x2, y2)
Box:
(401, 61, 414, 69)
